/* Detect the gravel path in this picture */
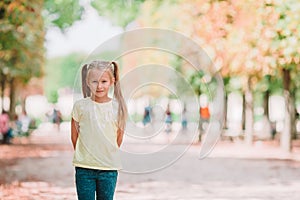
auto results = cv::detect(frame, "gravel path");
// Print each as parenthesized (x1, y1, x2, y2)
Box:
(1, 125, 300, 200)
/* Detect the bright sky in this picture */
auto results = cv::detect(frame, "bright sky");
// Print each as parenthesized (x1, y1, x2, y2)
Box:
(45, 7, 123, 58)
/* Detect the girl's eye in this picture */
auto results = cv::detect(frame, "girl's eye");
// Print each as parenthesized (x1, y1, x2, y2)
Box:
(92, 81, 98, 83)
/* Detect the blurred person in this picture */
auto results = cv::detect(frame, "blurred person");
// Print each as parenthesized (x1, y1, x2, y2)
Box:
(71, 61, 127, 200)
(165, 103, 172, 133)
(0, 111, 13, 144)
(181, 105, 188, 133)
(16, 111, 32, 136)
(198, 106, 210, 142)
(198, 95, 210, 142)
(200, 106, 210, 125)
(52, 108, 62, 131)
(142, 105, 152, 126)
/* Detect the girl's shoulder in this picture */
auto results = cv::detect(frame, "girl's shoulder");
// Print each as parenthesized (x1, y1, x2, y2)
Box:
(73, 97, 90, 108)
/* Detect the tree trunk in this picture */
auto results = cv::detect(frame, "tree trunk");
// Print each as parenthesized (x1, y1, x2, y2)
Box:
(9, 77, 16, 119)
(281, 68, 292, 152)
(264, 90, 270, 119)
(244, 76, 254, 145)
(281, 91, 292, 151)
(224, 92, 228, 129)
(0, 72, 6, 113)
(290, 95, 296, 140)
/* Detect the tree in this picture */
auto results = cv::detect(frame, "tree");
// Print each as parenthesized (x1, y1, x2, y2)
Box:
(43, 0, 83, 31)
(136, 0, 261, 144)
(0, 0, 84, 117)
(134, 0, 300, 148)
(0, 0, 44, 117)
(261, 0, 300, 151)
(91, 0, 145, 28)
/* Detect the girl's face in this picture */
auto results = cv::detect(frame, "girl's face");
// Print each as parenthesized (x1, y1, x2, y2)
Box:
(87, 69, 114, 102)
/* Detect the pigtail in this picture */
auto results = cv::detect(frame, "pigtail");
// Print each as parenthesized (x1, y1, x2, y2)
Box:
(81, 64, 90, 98)
(112, 61, 128, 131)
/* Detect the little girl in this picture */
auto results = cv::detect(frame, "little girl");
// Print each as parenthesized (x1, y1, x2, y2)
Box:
(71, 60, 127, 200)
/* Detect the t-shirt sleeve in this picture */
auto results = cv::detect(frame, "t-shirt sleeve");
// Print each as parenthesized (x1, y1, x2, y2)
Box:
(72, 102, 80, 122)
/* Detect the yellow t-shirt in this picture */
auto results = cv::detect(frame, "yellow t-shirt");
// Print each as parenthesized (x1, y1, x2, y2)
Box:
(72, 97, 121, 170)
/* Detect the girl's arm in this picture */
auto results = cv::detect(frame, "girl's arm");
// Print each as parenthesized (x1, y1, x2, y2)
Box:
(71, 118, 79, 149)
(117, 128, 124, 147)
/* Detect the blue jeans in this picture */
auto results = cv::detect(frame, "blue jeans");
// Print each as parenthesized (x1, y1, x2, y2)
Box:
(75, 167, 118, 200)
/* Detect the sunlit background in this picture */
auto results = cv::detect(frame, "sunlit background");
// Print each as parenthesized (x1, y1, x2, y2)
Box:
(1, 0, 300, 199)
(1, 0, 299, 147)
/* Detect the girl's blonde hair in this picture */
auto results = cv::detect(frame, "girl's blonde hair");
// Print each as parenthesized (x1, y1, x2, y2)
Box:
(81, 60, 127, 131)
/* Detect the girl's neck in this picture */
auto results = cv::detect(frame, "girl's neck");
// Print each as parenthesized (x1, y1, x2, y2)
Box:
(91, 96, 111, 103)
